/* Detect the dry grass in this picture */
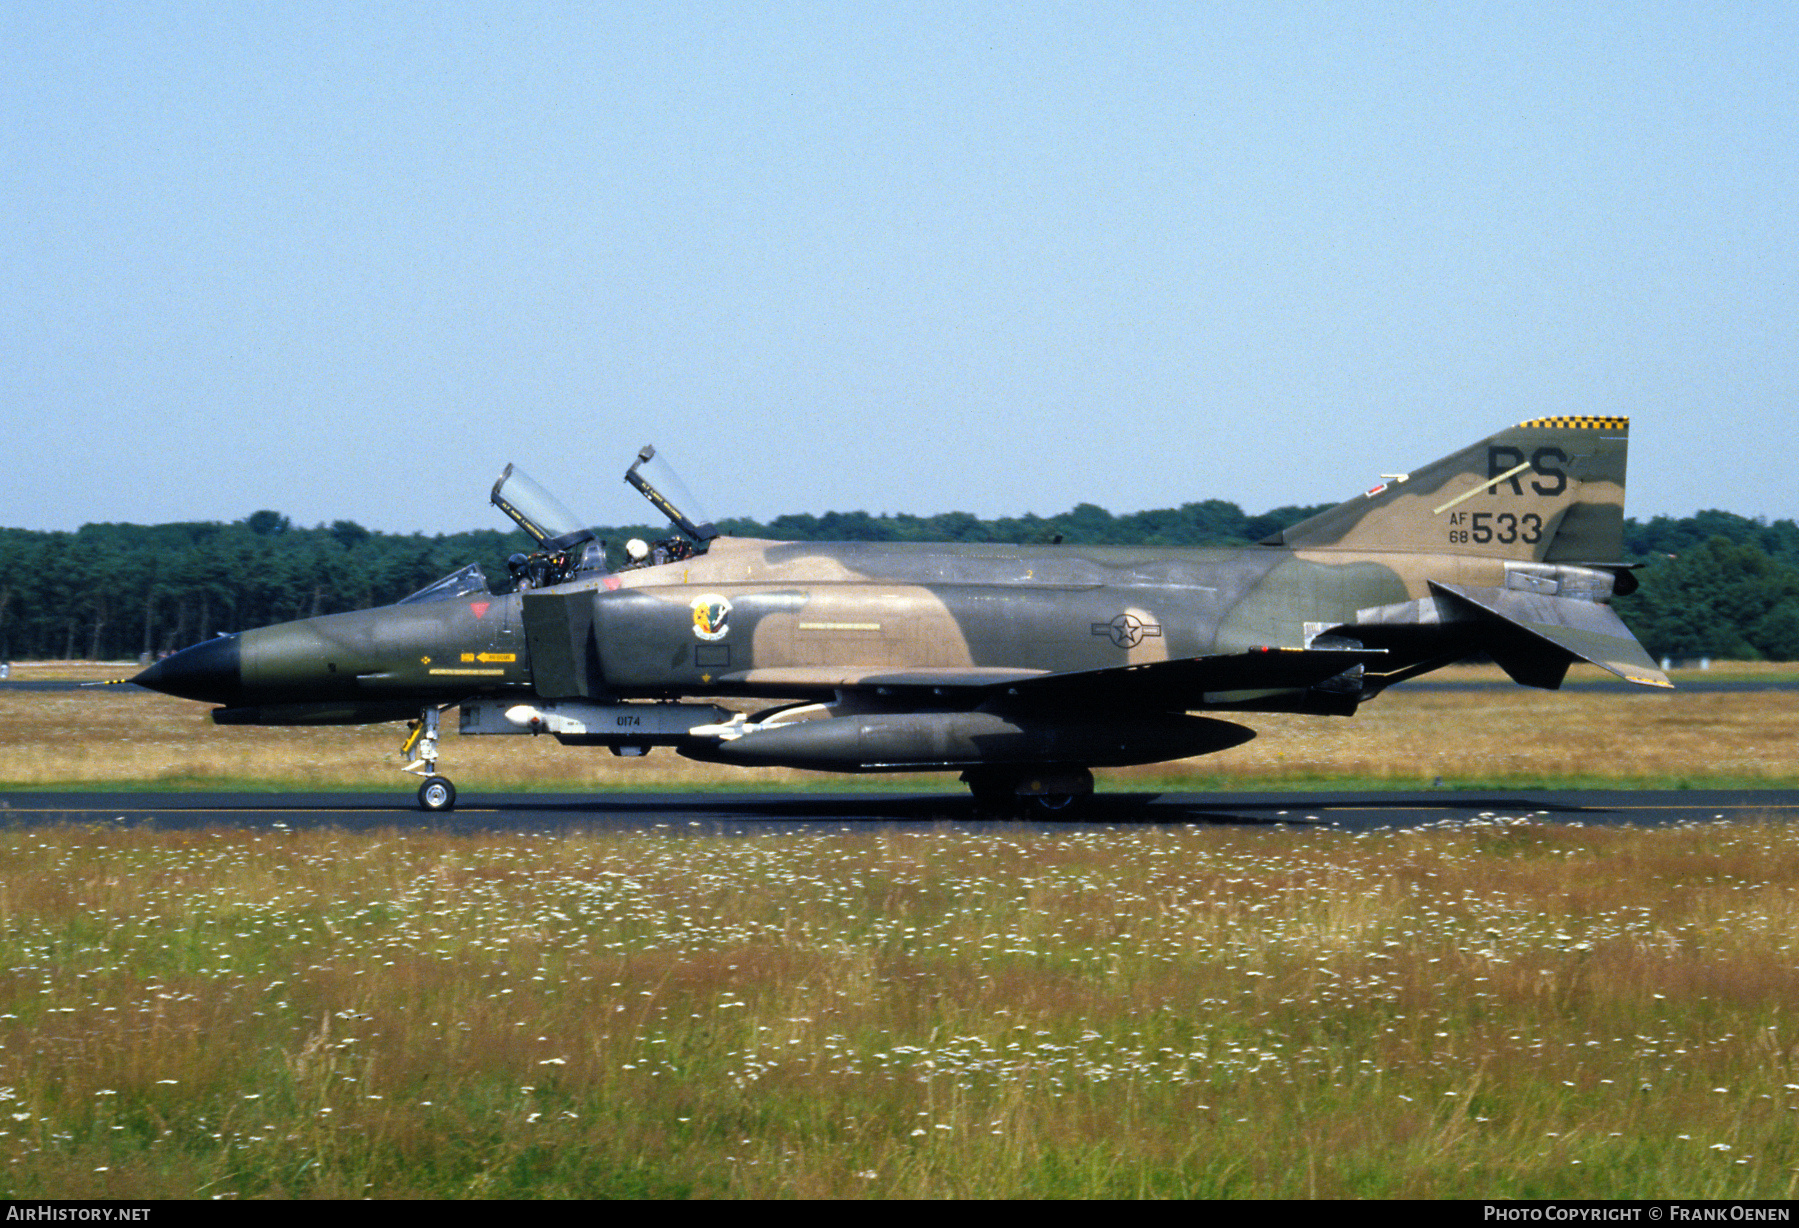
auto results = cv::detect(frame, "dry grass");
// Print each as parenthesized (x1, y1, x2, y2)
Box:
(3, 819, 1799, 1198)
(2, 662, 143, 681)
(1426, 660, 1799, 684)
(0, 687, 814, 792)
(1120, 683, 1799, 790)
(0, 664, 1793, 791)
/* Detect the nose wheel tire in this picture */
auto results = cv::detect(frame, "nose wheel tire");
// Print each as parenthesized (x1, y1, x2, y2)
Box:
(417, 776, 457, 812)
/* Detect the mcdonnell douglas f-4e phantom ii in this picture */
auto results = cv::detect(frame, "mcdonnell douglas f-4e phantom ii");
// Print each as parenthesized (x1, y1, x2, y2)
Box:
(134, 418, 1669, 813)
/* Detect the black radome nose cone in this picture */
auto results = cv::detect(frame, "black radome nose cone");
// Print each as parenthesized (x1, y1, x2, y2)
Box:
(133, 634, 243, 705)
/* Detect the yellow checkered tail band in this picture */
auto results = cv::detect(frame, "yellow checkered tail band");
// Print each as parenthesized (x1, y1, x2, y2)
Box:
(1514, 416, 1629, 431)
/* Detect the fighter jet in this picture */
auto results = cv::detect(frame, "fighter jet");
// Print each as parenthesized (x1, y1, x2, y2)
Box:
(133, 418, 1668, 813)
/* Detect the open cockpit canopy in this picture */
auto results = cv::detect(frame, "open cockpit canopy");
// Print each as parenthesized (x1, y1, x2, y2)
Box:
(490, 465, 596, 551)
(625, 445, 718, 543)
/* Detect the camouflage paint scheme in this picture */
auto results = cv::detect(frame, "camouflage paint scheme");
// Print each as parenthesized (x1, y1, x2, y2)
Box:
(134, 418, 1666, 803)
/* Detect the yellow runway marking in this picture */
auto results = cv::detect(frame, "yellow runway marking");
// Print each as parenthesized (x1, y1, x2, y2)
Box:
(0, 806, 505, 814)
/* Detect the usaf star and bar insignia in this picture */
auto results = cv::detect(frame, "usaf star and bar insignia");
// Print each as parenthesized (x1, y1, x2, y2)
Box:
(1091, 613, 1162, 649)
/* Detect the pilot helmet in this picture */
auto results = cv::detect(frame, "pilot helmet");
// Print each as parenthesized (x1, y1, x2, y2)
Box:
(625, 538, 650, 562)
(506, 552, 529, 574)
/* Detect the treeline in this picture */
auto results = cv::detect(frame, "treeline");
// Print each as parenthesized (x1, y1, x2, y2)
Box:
(0, 516, 531, 662)
(711, 500, 1337, 549)
(3, 503, 1797, 662)
(1614, 519, 1799, 661)
(0, 500, 1340, 662)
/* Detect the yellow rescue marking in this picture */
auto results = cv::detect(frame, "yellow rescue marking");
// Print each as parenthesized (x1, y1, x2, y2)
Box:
(420, 656, 432, 665)
(459, 653, 517, 663)
(797, 622, 882, 631)
(428, 668, 506, 676)
(1432, 461, 1534, 516)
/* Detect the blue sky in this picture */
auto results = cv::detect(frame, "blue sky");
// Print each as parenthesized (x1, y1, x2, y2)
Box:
(4, 3, 1794, 535)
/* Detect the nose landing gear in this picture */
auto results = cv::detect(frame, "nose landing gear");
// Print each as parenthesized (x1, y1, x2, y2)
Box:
(416, 774, 457, 812)
(401, 706, 458, 811)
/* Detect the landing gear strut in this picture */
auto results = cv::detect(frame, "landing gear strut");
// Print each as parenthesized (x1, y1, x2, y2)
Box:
(401, 705, 457, 812)
(961, 767, 1095, 816)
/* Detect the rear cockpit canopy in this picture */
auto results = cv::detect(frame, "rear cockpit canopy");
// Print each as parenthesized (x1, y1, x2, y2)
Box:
(626, 445, 718, 544)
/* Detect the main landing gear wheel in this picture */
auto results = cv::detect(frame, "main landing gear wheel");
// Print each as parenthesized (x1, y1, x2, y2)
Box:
(961, 767, 1095, 818)
(418, 775, 457, 812)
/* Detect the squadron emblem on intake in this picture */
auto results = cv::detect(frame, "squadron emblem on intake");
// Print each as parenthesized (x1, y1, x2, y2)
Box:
(691, 594, 732, 641)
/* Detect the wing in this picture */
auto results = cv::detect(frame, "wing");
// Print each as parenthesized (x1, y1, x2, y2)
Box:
(717, 665, 1050, 695)
(723, 648, 1383, 710)
(989, 646, 1386, 709)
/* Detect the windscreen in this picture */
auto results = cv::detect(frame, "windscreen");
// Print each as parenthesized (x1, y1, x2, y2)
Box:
(395, 563, 491, 605)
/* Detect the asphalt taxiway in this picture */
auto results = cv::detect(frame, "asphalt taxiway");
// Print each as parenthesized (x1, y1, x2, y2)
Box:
(0, 789, 1793, 834)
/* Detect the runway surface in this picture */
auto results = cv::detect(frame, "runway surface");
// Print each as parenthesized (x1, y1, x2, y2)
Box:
(1, 788, 1794, 833)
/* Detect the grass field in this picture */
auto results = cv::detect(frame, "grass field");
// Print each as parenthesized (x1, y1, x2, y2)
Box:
(1, 661, 1794, 793)
(2, 663, 1796, 1198)
(2, 818, 1798, 1198)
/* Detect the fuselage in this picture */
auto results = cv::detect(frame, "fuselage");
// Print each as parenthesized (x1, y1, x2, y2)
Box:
(128, 417, 1665, 807)
(135, 534, 1582, 719)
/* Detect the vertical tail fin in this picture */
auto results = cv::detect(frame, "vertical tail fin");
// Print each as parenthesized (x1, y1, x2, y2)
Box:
(1274, 417, 1630, 562)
